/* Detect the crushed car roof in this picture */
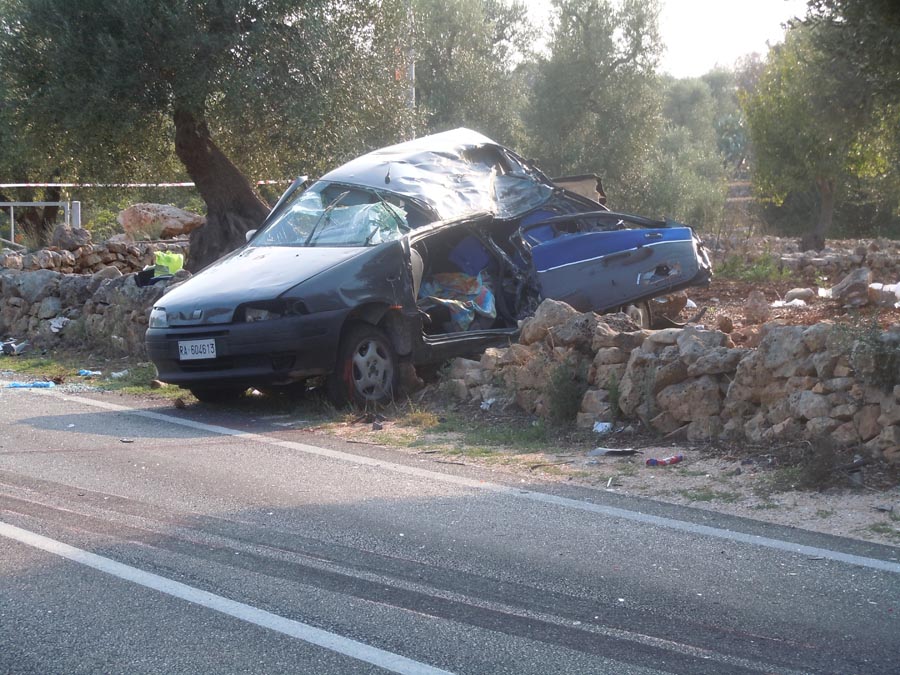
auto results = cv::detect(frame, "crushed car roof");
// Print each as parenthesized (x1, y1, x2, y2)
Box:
(319, 128, 554, 222)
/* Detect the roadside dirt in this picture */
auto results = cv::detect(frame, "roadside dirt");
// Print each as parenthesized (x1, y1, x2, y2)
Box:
(318, 411, 900, 548)
(686, 277, 900, 331)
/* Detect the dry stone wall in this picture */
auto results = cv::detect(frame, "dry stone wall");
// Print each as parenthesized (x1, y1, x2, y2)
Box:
(0, 240, 188, 275)
(0, 265, 187, 357)
(715, 235, 900, 282)
(447, 299, 900, 464)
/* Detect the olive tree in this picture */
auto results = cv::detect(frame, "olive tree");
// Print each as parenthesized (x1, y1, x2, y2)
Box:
(743, 26, 880, 249)
(1, 0, 414, 269)
(412, 0, 534, 146)
(524, 0, 663, 210)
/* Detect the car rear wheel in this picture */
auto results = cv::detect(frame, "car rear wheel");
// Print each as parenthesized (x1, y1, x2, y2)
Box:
(624, 301, 653, 329)
(189, 386, 247, 403)
(328, 323, 398, 407)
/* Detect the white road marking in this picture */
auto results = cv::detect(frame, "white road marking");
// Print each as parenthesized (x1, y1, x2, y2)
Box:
(37, 391, 900, 574)
(0, 521, 454, 675)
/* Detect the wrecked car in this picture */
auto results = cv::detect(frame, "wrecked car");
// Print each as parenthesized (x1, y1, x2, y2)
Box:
(145, 128, 712, 405)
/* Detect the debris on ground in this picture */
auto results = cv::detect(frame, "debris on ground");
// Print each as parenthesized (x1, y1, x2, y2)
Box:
(49, 316, 70, 333)
(1, 340, 29, 356)
(592, 421, 613, 435)
(589, 447, 639, 457)
(645, 454, 684, 466)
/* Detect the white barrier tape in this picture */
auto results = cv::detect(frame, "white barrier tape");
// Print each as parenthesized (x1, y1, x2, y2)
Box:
(0, 180, 291, 189)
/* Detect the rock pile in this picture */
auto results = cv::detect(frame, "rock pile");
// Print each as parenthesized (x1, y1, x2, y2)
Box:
(118, 203, 205, 240)
(446, 298, 900, 463)
(0, 240, 188, 275)
(714, 235, 900, 282)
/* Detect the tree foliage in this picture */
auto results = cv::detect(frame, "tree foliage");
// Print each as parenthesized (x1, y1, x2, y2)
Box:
(411, 0, 534, 146)
(524, 0, 663, 211)
(1, 0, 415, 267)
(804, 0, 900, 106)
(744, 20, 899, 248)
(635, 77, 726, 230)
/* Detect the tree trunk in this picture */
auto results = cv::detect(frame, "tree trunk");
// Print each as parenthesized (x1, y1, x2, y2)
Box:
(15, 183, 61, 249)
(801, 177, 834, 252)
(173, 108, 270, 271)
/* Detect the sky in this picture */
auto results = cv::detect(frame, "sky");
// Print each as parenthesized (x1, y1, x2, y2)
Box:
(658, 0, 808, 77)
(525, 0, 809, 78)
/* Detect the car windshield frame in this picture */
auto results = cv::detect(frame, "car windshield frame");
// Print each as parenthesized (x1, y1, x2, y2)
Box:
(252, 182, 414, 248)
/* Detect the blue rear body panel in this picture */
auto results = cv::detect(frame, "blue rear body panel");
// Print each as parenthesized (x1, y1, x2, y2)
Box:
(530, 227, 703, 313)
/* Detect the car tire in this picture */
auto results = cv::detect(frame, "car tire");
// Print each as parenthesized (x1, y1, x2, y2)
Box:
(328, 323, 398, 407)
(189, 386, 247, 403)
(624, 301, 653, 329)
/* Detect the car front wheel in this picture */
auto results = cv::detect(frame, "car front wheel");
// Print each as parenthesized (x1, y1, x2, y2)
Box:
(328, 323, 398, 407)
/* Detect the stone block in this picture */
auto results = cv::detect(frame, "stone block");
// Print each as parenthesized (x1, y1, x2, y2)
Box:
(449, 378, 468, 400)
(548, 312, 599, 351)
(648, 411, 683, 434)
(580, 388, 609, 414)
(686, 347, 748, 377)
(687, 416, 722, 442)
(449, 357, 480, 380)
(805, 416, 840, 437)
(499, 343, 531, 366)
(854, 404, 882, 441)
(592, 347, 629, 366)
(515, 388, 539, 414)
(480, 348, 503, 372)
(656, 376, 722, 422)
(832, 421, 861, 445)
(589, 363, 627, 388)
(520, 299, 579, 345)
(789, 390, 831, 420)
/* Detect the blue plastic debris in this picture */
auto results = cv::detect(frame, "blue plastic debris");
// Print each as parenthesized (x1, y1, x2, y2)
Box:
(8, 381, 55, 388)
(77, 369, 102, 376)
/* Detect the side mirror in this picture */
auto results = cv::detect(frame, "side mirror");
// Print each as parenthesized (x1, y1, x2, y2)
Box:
(245, 229, 258, 243)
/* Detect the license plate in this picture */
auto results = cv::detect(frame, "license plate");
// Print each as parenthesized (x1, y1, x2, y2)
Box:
(178, 339, 217, 360)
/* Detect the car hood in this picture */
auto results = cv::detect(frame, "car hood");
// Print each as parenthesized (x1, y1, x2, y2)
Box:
(157, 245, 365, 325)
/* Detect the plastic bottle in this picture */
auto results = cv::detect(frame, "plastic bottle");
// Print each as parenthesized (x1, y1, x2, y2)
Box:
(645, 454, 684, 467)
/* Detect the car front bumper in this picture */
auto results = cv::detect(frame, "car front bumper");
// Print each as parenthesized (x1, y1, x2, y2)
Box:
(145, 309, 346, 388)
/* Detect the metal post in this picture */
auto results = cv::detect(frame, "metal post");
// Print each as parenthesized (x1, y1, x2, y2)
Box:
(9, 205, 13, 244)
(72, 201, 81, 228)
(64, 202, 70, 228)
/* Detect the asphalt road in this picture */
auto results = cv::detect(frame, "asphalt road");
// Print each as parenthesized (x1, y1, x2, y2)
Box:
(1, 383, 898, 674)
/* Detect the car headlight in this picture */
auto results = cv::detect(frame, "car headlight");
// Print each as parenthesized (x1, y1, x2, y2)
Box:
(244, 306, 281, 322)
(237, 300, 307, 323)
(149, 307, 168, 328)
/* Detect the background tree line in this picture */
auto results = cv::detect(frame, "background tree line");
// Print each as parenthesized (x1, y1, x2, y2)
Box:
(0, 0, 897, 269)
